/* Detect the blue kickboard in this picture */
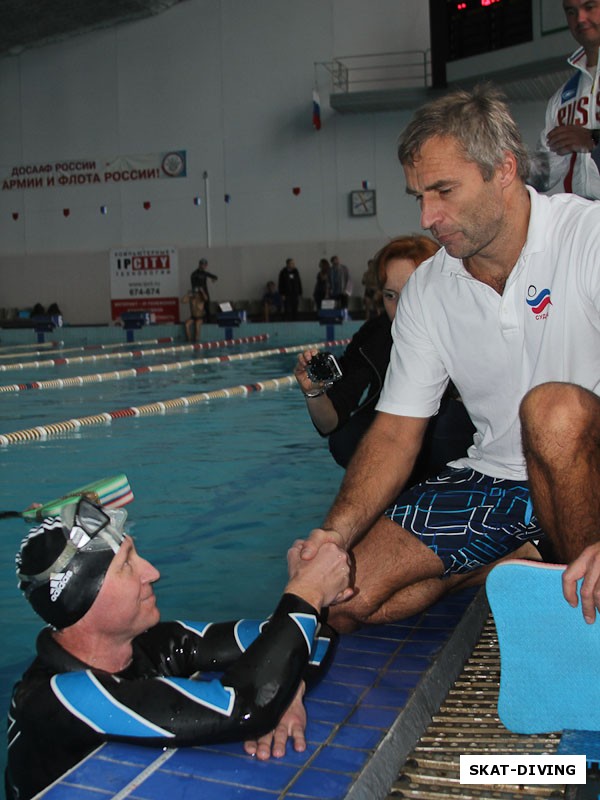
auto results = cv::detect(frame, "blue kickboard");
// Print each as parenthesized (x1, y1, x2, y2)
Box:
(558, 729, 600, 765)
(486, 560, 600, 734)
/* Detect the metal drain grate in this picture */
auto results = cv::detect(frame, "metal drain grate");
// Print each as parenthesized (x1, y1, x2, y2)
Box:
(386, 616, 565, 800)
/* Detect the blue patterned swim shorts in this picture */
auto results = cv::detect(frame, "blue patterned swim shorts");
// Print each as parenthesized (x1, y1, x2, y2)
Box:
(385, 467, 544, 576)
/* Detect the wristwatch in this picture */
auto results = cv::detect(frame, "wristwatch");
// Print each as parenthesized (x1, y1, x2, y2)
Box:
(590, 129, 600, 147)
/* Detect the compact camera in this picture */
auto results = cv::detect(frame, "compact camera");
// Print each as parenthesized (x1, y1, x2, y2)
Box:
(306, 352, 343, 386)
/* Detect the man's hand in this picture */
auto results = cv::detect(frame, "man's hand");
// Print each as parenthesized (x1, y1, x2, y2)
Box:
(299, 527, 347, 561)
(286, 538, 353, 609)
(243, 683, 307, 761)
(546, 125, 596, 155)
(562, 542, 600, 624)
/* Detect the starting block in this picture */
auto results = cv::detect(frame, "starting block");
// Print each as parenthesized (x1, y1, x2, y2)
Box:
(121, 311, 154, 342)
(318, 306, 345, 342)
(217, 304, 246, 340)
(31, 314, 63, 343)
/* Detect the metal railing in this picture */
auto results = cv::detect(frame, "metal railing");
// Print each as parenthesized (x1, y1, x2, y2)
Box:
(316, 49, 432, 94)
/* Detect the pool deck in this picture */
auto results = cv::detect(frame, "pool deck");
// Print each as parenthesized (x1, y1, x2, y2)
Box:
(34, 586, 487, 800)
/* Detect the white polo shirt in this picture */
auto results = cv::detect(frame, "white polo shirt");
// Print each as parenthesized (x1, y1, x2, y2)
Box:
(377, 187, 600, 480)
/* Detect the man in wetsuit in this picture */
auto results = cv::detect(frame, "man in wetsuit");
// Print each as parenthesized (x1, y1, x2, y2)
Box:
(6, 494, 350, 800)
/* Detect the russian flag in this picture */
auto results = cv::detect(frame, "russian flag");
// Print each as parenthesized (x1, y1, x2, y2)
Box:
(312, 88, 321, 131)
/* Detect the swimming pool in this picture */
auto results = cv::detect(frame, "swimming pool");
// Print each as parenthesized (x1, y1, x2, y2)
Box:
(0, 322, 359, 782)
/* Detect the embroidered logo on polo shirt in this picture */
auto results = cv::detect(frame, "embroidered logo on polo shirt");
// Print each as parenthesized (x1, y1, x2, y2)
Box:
(526, 286, 552, 320)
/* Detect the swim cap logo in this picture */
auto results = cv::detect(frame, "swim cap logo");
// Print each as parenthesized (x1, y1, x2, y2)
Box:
(50, 570, 73, 602)
(526, 286, 552, 320)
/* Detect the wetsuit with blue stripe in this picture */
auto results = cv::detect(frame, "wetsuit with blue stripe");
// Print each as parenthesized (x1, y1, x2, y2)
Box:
(5, 593, 336, 800)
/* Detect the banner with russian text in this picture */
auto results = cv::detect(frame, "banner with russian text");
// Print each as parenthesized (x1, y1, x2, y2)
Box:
(110, 247, 180, 324)
(2, 151, 187, 192)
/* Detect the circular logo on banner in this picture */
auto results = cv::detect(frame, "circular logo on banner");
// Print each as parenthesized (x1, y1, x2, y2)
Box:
(161, 152, 185, 177)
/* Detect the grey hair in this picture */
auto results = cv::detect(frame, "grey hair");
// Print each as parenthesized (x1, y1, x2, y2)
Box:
(397, 84, 529, 182)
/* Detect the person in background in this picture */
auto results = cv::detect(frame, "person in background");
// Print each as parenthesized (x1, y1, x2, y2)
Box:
(296, 84, 600, 635)
(6, 488, 350, 800)
(190, 259, 218, 322)
(262, 280, 282, 322)
(181, 286, 207, 342)
(278, 258, 303, 321)
(29, 303, 45, 318)
(295, 236, 475, 471)
(529, 0, 600, 199)
(361, 259, 381, 319)
(313, 258, 331, 314)
(329, 255, 351, 313)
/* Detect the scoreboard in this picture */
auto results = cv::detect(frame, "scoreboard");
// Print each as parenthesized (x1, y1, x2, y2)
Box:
(444, 0, 533, 61)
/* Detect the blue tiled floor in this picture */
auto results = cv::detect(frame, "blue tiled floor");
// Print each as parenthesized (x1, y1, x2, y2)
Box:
(36, 588, 478, 800)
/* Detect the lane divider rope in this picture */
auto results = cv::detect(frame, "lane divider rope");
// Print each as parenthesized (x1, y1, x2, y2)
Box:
(0, 338, 351, 394)
(0, 374, 300, 446)
(0, 340, 63, 355)
(0, 334, 269, 373)
(0, 336, 176, 362)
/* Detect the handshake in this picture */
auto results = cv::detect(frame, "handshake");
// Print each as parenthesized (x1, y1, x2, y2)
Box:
(285, 529, 354, 612)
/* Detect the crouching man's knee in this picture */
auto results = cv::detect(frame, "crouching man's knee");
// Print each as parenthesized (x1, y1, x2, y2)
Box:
(327, 598, 374, 634)
(520, 382, 598, 449)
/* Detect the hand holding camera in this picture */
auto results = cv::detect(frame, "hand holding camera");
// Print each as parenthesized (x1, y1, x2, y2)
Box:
(306, 352, 342, 385)
(294, 350, 342, 399)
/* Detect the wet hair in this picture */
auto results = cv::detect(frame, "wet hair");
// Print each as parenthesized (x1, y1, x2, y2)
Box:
(397, 84, 529, 182)
(373, 235, 439, 287)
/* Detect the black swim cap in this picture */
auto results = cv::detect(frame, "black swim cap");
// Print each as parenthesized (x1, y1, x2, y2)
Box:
(16, 498, 127, 629)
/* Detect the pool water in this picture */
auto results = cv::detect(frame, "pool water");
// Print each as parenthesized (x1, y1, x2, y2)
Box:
(0, 327, 355, 782)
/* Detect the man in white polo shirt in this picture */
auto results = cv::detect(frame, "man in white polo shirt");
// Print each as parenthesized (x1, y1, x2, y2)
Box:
(299, 84, 600, 631)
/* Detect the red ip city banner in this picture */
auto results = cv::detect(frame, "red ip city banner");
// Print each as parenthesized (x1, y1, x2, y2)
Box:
(110, 247, 180, 324)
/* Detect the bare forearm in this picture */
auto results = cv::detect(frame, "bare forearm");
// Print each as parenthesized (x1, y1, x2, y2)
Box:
(305, 394, 339, 434)
(322, 412, 428, 549)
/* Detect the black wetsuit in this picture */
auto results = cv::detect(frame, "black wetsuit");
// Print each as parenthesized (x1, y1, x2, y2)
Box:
(6, 594, 336, 800)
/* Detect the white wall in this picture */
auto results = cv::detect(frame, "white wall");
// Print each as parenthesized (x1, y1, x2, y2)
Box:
(0, 0, 566, 324)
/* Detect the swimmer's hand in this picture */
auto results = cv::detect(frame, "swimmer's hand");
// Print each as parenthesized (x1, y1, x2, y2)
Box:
(286, 539, 352, 610)
(563, 542, 600, 624)
(243, 683, 306, 761)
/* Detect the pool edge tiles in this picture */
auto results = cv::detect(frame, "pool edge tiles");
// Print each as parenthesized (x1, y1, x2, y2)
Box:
(32, 587, 488, 800)
(342, 586, 489, 800)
